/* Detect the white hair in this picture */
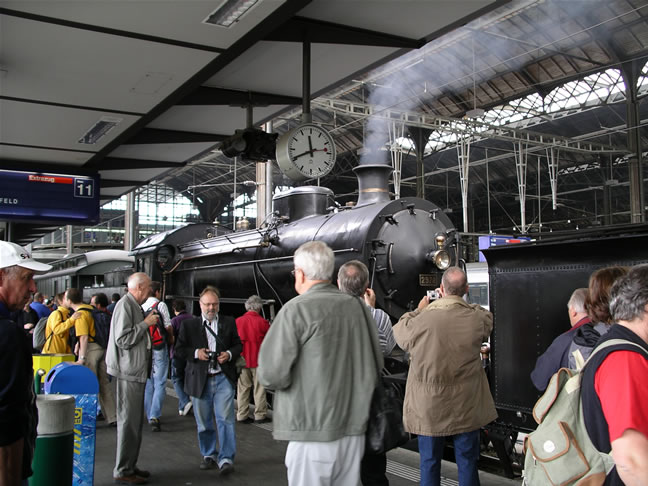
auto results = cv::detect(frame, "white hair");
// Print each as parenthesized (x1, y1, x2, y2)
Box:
(567, 288, 587, 314)
(127, 272, 150, 290)
(245, 295, 263, 312)
(294, 241, 334, 281)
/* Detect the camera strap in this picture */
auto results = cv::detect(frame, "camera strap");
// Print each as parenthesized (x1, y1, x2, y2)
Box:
(202, 320, 226, 351)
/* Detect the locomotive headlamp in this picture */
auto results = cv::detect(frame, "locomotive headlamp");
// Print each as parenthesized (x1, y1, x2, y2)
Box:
(432, 250, 451, 270)
(435, 234, 447, 249)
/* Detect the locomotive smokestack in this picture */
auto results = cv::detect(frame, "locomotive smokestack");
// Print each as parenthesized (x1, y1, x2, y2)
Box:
(353, 160, 393, 207)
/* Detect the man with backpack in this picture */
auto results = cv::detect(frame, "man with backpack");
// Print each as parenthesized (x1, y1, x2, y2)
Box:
(142, 281, 173, 432)
(581, 265, 648, 485)
(79, 292, 116, 426)
(41, 292, 81, 354)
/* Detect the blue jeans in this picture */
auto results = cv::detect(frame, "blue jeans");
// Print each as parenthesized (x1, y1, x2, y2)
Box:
(418, 430, 481, 486)
(171, 356, 190, 410)
(144, 347, 169, 421)
(193, 373, 236, 467)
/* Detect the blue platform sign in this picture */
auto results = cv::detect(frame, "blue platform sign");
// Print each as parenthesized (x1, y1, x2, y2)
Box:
(0, 169, 100, 224)
(478, 235, 531, 262)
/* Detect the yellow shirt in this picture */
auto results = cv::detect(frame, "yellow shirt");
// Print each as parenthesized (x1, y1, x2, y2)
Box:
(74, 304, 96, 340)
(42, 307, 74, 354)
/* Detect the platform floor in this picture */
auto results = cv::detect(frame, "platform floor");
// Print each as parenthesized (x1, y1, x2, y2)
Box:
(90, 385, 522, 486)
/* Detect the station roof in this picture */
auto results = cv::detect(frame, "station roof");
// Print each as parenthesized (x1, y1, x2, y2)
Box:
(2, 0, 647, 244)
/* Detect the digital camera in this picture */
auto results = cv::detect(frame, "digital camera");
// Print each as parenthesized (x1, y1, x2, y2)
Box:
(427, 289, 440, 300)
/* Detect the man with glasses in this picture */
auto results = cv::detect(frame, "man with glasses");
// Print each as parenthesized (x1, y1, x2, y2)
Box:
(175, 286, 242, 476)
(258, 241, 383, 486)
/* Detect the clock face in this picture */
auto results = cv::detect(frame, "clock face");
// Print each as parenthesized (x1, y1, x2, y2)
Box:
(276, 124, 337, 181)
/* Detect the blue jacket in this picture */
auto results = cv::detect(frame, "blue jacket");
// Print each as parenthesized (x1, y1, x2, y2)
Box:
(0, 301, 38, 480)
(530, 317, 590, 391)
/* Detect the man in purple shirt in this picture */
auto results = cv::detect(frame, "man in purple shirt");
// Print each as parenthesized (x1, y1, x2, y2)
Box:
(171, 299, 193, 416)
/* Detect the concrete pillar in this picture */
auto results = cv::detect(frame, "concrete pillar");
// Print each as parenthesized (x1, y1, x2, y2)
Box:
(123, 191, 136, 251)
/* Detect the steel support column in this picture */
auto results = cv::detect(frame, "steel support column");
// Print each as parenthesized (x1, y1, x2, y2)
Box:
(457, 138, 472, 232)
(407, 127, 432, 200)
(621, 60, 645, 223)
(514, 142, 528, 233)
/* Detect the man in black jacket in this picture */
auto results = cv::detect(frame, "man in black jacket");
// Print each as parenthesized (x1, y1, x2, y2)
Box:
(175, 286, 242, 476)
(0, 241, 51, 485)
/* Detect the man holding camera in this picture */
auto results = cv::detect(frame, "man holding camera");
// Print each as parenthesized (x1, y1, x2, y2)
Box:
(175, 286, 242, 476)
(393, 267, 496, 486)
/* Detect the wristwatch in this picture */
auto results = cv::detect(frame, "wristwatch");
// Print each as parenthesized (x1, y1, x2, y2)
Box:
(79, 355, 86, 361)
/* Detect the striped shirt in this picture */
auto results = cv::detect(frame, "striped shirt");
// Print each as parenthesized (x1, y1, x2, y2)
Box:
(369, 305, 397, 356)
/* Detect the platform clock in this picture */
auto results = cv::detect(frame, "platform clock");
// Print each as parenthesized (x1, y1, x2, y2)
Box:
(275, 123, 336, 181)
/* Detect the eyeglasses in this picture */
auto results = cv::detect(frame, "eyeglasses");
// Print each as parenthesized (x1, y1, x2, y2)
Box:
(199, 301, 219, 307)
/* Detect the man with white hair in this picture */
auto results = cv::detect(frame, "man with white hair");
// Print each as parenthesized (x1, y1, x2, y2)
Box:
(105, 272, 160, 485)
(235, 295, 271, 424)
(582, 265, 648, 485)
(530, 287, 591, 391)
(258, 241, 383, 486)
(0, 241, 51, 486)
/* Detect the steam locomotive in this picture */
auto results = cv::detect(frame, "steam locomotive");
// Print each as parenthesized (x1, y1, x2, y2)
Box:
(137, 163, 458, 319)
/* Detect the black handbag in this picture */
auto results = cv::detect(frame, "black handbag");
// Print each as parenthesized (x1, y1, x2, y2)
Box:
(365, 377, 410, 454)
(357, 298, 410, 454)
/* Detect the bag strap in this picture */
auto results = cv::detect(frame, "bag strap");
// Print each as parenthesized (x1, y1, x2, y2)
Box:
(44, 309, 63, 347)
(203, 320, 226, 350)
(584, 338, 648, 370)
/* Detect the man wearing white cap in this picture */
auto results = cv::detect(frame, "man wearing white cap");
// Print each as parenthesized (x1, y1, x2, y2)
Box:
(0, 241, 51, 486)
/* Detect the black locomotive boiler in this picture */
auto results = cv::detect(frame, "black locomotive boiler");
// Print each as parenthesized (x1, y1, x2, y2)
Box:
(161, 162, 457, 319)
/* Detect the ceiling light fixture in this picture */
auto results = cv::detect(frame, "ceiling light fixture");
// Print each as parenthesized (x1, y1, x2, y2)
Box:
(204, 0, 259, 28)
(78, 116, 122, 145)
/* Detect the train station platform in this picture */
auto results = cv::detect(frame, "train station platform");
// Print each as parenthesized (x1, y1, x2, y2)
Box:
(89, 384, 522, 486)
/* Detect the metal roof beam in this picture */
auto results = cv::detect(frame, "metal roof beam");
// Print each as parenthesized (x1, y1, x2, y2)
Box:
(127, 128, 228, 145)
(92, 158, 185, 170)
(314, 98, 626, 154)
(178, 87, 302, 107)
(265, 16, 421, 48)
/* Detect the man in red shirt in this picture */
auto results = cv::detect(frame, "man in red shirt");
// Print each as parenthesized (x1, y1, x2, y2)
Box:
(582, 264, 648, 486)
(235, 295, 271, 424)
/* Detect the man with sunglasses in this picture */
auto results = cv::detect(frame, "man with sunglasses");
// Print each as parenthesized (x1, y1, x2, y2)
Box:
(175, 286, 242, 476)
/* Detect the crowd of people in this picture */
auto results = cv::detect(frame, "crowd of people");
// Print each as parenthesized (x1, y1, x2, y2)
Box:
(1, 238, 647, 486)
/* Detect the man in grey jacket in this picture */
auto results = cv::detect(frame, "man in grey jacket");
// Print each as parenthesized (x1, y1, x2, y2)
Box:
(258, 242, 383, 486)
(105, 272, 160, 485)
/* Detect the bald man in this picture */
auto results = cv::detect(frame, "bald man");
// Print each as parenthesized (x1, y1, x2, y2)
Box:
(394, 267, 496, 486)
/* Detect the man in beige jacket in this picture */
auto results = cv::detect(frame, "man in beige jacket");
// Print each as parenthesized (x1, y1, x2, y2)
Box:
(393, 266, 496, 486)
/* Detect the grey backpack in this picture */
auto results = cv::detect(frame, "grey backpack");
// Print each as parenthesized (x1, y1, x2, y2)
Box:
(523, 339, 645, 485)
(32, 315, 50, 351)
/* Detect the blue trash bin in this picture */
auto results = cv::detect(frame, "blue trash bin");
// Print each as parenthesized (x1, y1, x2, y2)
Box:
(45, 362, 99, 486)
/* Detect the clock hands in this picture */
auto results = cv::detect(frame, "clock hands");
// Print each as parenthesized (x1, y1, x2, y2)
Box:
(308, 136, 314, 157)
(292, 147, 329, 160)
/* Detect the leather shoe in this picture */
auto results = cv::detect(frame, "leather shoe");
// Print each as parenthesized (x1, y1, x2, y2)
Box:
(150, 418, 160, 432)
(200, 457, 216, 470)
(254, 417, 272, 424)
(133, 468, 150, 478)
(238, 417, 254, 424)
(219, 462, 234, 476)
(114, 475, 148, 485)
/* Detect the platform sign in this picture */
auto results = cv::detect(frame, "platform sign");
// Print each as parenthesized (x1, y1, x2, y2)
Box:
(0, 169, 100, 224)
(478, 235, 531, 262)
